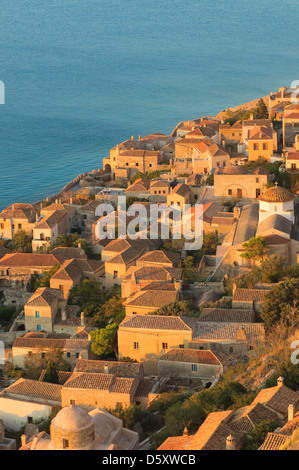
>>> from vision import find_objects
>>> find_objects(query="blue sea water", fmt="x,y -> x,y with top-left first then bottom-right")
0,0 -> 298,210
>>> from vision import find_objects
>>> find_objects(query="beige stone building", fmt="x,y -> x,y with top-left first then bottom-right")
158,349 -> 222,383
167,183 -> 191,207
283,103 -> 299,147
214,166 -> 269,199
118,315 -> 197,374
0,203 -> 38,240
32,210 -> 71,252
247,126 -> 274,162
0,379 -> 62,431
12,331 -> 90,370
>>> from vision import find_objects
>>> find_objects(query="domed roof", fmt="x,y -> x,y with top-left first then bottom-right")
259,184 -> 295,203
53,405 -> 93,430
222,166 -> 248,175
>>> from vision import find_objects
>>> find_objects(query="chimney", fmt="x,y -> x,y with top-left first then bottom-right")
131,136 -> 134,141
21,434 -> 27,447
78,352 -> 83,360
232,283 -> 237,297
277,376 -> 284,388
288,404 -> 294,422
174,281 -> 182,292
138,135 -> 141,141
104,364 -> 109,374
226,435 -> 237,450
250,113 -> 254,120
78,242 -> 82,249
81,312 -> 86,327
183,427 -> 188,437
36,213 -> 39,222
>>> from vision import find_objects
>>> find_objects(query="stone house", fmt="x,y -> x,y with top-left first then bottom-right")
49,259 -> 83,299
118,315 -> 198,375
12,332 -> 90,370
32,210 -> 69,252
125,178 -> 150,198
214,166 -> 269,199
125,286 -> 181,316
247,126 -> 274,162
121,265 -> 183,299
0,379 -> 62,431
0,203 -> 38,240
158,348 -> 222,384
285,150 -> 299,172
149,180 -> 170,203
219,120 -> 243,145
167,183 -> 191,208
232,285 -> 271,314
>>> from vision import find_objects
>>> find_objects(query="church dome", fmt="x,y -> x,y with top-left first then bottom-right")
259,184 -> 295,203
53,405 -> 93,430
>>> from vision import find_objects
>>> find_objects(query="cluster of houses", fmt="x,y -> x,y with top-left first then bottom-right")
0,85 -> 299,450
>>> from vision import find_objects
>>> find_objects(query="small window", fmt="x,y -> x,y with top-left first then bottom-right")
27,417 -> 33,424
70,400 -> 76,405
113,271 -> 118,279
191,364 -> 197,372
35,311 -> 40,318
256,178 -> 259,183
134,342 -> 139,350
59,285 -> 63,290
62,439 -> 69,449
76,352 -> 80,358
37,325 -> 42,331
67,352 -> 71,358
228,189 -> 232,196
229,347 -> 234,353
162,342 -> 168,350
179,344 -> 184,349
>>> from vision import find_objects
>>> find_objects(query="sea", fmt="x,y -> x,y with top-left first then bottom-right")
0,0 -> 298,210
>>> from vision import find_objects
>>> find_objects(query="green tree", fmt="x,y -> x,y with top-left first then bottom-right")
33,263 -> 61,290
260,278 -> 299,329
90,323 -> 119,357
11,230 -> 32,253
42,360 -> 60,384
240,236 -> 269,265
254,98 -> 269,120
260,255 -> 286,283
149,300 -> 200,317
244,419 -> 278,450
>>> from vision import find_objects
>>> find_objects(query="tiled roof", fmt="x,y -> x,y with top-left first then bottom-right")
261,432 -> 288,450
0,246 -> 11,259
193,322 -> 264,342
200,308 -> 255,323
233,287 -> 271,303
251,385 -> 299,416
0,203 -> 37,220
26,287 -> 62,308
63,372 -> 138,394
243,119 -> 271,127
119,315 -> 197,331
0,253 -> 61,268
126,289 -> 178,308
248,126 -> 273,140
230,403 -> 277,433
13,336 -> 90,350
158,436 -> 192,450
123,265 -> 183,283
279,411 -> 299,436
258,185 -> 295,203
74,359 -> 142,378
159,348 -> 220,365
185,410 -> 243,451
134,379 -> 156,397
137,250 -> 181,267
34,210 -> 66,229
257,214 -> 293,236
169,183 -> 190,198
0,378 -> 62,403
51,247 -> 87,262
51,259 -> 82,281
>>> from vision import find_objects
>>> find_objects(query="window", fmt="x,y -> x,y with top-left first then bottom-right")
254,143 -> 259,150
27,417 -> 33,424
37,325 -> 41,331
256,178 -> 259,183
18,224 -> 22,230
132,311 -> 137,315
35,311 -> 40,318
0,223 -> 4,229
41,353 -> 45,359
113,270 -> 118,279
229,347 -> 234,353
179,344 -> 184,349
67,352 -> 71,358
136,163 -> 139,166
149,163 -> 152,168
40,233 -> 45,240
62,439 -> 69,449
162,342 -> 168,350
76,352 -> 80,358
134,342 -> 139,349
191,364 -> 197,372
263,143 -> 268,151
70,400 -> 76,405
59,285 -> 63,290
228,189 -> 232,196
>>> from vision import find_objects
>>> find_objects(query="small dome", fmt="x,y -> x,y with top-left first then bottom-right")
222,166 -> 248,175
259,184 -> 295,203
53,405 -> 93,430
